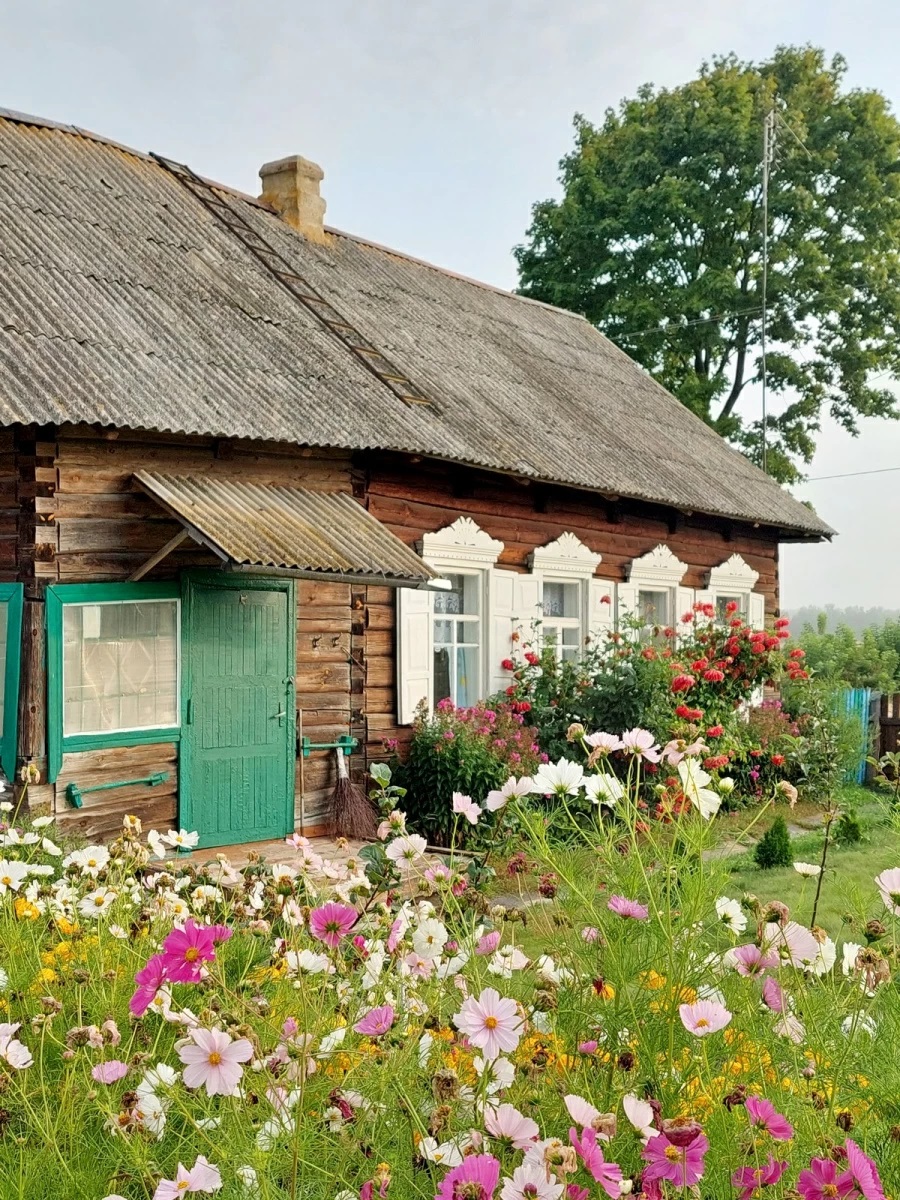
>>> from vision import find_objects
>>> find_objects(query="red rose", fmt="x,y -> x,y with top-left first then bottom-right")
524,651 -> 540,667
789,648 -> 805,660
771,754 -> 785,766
671,674 -> 696,693
702,669 -> 725,683
505,686 -> 516,696
703,754 -> 730,770
691,659 -> 709,673
706,725 -> 724,738
774,617 -> 790,629
725,600 -> 739,614
500,658 -> 515,671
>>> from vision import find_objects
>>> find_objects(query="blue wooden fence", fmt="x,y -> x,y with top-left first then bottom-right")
842,687 -> 873,784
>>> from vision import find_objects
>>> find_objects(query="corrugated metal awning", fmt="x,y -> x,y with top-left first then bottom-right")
133,471 -> 435,585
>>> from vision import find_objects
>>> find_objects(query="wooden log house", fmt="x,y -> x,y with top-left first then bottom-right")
0,110 -> 833,846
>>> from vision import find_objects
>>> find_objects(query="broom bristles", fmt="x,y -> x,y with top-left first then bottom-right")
332,776 -> 378,839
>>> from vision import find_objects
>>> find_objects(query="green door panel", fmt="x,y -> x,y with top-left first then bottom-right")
181,578 -> 295,848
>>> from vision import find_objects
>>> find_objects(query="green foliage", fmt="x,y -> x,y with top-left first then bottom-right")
788,604 -> 900,637
780,677 -> 869,800
515,47 -> 900,482
834,805 -> 864,846
755,813 -> 794,868
793,616 -> 899,690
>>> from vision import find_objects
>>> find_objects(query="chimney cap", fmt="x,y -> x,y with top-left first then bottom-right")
259,154 -> 324,183
258,154 -> 327,243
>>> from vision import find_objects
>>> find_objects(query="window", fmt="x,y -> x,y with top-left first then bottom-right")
433,572 -> 481,707
620,545 -> 692,641
638,587 -> 672,636
542,580 -> 581,661
715,593 -> 746,622
0,585 -> 23,783
47,583 -> 181,781
706,555 -> 764,629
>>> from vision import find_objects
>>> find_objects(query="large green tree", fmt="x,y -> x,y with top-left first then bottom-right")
515,47 -> 900,482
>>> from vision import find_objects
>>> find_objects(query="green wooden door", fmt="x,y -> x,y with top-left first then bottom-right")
181,577 -> 295,848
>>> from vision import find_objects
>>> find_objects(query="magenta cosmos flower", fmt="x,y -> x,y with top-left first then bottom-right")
731,944 -> 779,977
761,976 -> 785,1013
642,1131 -> 708,1188
746,1096 -> 793,1141
453,986 -> 523,1061
177,1027 -> 253,1096
130,952 -> 167,1017
797,1158 -> 856,1200
732,1156 -> 787,1200
607,895 -> 649,920
309,901 -> 358,949
570,1126 -> 623,1199
845,1140 -> 886,1200
679,999 -> 731,1037
436,1153 -> 501,1200
353,1004 -> 395,1037
160,917 -> 230,983
152,1156 -> 222,1200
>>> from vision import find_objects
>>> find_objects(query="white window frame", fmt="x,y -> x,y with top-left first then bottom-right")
529,533 -> 604,660
619,544 -> 693,640
699,554 -> 765,628
61,597 -> 182,739
431,569 -> 485,709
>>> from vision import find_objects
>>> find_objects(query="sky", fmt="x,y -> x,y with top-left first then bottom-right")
1,0 -> 899,611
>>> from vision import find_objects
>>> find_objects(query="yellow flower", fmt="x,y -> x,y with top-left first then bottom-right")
14,897 -> 40,920
593,980 -> 616,1001
640,970 -> 667,990
55,918 -> 78,937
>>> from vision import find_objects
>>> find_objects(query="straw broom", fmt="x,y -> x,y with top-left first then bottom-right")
331,745 -> 377,839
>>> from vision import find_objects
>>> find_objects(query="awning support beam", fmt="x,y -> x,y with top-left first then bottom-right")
129,530 -> 191,581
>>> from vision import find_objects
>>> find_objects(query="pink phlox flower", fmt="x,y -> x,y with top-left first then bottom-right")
152,1155 -> 222,1198
477,931 -> 502,956
607,895 -> 649,920
732,1155 -> 788,1200
679,999 -> 732,1037
177,1026 -> 253,1096
620,728 -> 661,763
845,1139 -> 886,1200
353,1005 -> 395,1037
761,976 -> 785,1013
731,944 -> 780,977
642,1132 -> 709,1188
130,953 -> 168,1017
485,1102 -> 539,1149
91,1059 -> 128,1084
746,1095 -> 794,1141
569,1127 -> 623,1199
453,987 -> 523,1061
160,919 -> 218,983
797,1157 -> 857,1200
309,901 -> 358,949
436,1153 -> 501,1200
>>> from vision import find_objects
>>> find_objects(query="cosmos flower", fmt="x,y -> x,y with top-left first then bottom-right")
715,896 -> 747,935
875,867 -> 900,916
584,774 -> 625,806
151,1156 -> 222,1199
569,1126 -> 623,1198
620,728 -> 661,762
499,1163 -> 563,1200
452,792 -> 482,824
177,1027 -> 253,1096
584,732 -> 623,755
484,1103 -> 539,1150
308,902 -> 358,949
793,862 -> 822,878
730,944 -> 779,977
678,758 -> 721,820
679,999 -> 732,1037
453,987 -> 523,1061
160,919 -> 230,983
485,776 -> 534,812
352,1005 -> 395,1037
436,1154 -> 501,1200
746,1096 -> 794,1140
385,834 -> 428,871
529,759 -> 585,797
732,1156 -> 788,1200
642,1132 -> 708,1188
91,1060 -> 129,1084
607,895 -> 649,920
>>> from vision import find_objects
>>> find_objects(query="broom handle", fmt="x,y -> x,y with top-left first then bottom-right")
336,746 -> 349,780
298,709 -> 305,834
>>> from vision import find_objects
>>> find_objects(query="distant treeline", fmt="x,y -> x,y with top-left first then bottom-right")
788,607 -> 900,691
786,605 -> 900,637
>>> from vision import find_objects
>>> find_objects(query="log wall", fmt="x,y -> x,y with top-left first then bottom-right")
360,453 -> 783,762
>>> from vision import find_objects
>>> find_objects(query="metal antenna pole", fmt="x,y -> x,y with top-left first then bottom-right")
760,109 -> 777,475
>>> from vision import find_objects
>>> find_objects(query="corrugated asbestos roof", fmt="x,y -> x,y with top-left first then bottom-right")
0,108 -> 832,538
134,471 -> 435,582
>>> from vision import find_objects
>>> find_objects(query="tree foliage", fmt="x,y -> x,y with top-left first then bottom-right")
515,47 -> 900,482
793,614 -> 900,690
754,814 -> 794,869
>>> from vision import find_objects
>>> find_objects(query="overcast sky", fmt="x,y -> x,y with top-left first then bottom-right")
2,0 -> 898,611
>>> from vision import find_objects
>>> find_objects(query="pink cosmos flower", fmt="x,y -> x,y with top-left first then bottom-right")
874,867 -> 900,916
578,1040 -> 598,1055
607,895 -> 649,920
160,918 -> 230,984
309,901 -> 358,949
732,1156 -> 788,1200
746,1096 -> 794,1140
585,732 -> 623,755
797,1157 -> 856,1200
846,1140 -> 886,1200
731,944 -> 779,977
564,1095 -> 603,1133
353,1005 -> 395,1037
387,916 -> 406,953
581,926 -> 599,943
570,1127 -> 623,1199
477,931 -> 502,956
91,1059 -> 128,1084
660,739 -> 705,766
500,1163 -> 564,1200
761,976 -> 785,1013
485,1102 -> 539,1150
453,987 -> 523,1061
679,999 -> 731,1037
177,1027 -> 253,1096
152,1156 -> 222,1199
130,953 -> 168,1017
620,728 -> 661,763
642,1131 -> 708,1188
452,792 -> 482,825
763,920 -> 820,969
436,1153 -> 501,1200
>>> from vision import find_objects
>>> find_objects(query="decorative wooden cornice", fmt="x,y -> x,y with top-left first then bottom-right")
627,543 -> 689,586
529,531 -> 602,578
421,517 -> 504,566
707,553 -> 759,590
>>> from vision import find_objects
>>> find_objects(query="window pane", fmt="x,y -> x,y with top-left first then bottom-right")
433,646 -> 452,707
639,589 -> 670,627
543,581 -> 578,618
716,594 -> 746,621
562,626 -> 580,647
434,619 -> 452,644
456,646 -> 479,707
434,573 -> 479,616
62,600 -> 179,736
0,603 -> 8,730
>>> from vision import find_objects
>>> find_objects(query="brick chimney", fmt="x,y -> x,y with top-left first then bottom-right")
258,155 -> 327,243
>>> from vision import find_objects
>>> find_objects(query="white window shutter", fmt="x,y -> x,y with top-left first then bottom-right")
694,588 -> 714,612
589,579 -> 616,644
514,574 -> 543,649
396,588 -> 433,725
489,569 -> 519,694
748,592 -> 766,630
676,586 -> 696,640
616,582 -> 639,637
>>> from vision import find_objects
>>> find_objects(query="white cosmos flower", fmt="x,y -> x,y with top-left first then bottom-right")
40,838 -> 63,857
842,1012 -> 877,1037
63,845 -> 111,875
285,949 -> 333,976
809,936 -> 837,977
317,1027 -> 347,1057
677,758 -> 721,820
715,896 -> 747,935
0,967 -> 8,990
31,816 -> 54,829
162,828 -> 200,849
535,955 -> 574,986
485,776 -> 534,812
452,792 -> 482,825
78,888 -> 117,918
842,942 -> 863,977
529,759 -> 584,797
385,834 -> 428,871
488,945 -> 530,978
417,1032 -> 434,1067
623,1093 -> 656,1141
0,860 -> 29,893
793,862 -> 821,878
475,1054 -> 515,1094
875,867 -> 900,915
584,773 -> 624,806
412,918 -> 449,961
